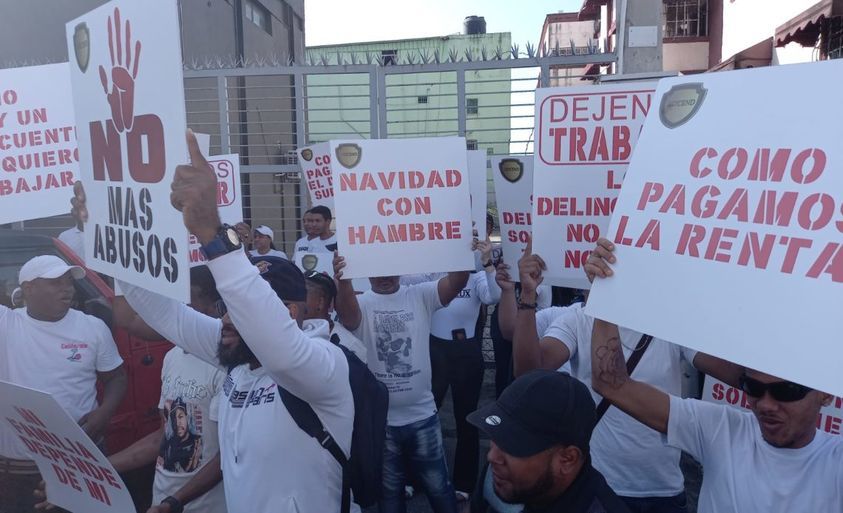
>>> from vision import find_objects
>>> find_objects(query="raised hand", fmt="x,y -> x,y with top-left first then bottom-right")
518,237 -> 546,295
98,7 -> 141,133
171,130 -> 220,243
584,238 -> 616,283
495,262 -> 516,292
70,180 -> 88,231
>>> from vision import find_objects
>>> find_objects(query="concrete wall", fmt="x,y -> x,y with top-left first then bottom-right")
664,41 -> 709,72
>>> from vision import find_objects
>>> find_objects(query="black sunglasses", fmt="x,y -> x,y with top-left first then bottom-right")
739,375 -> 812,402
215,299 -> 228,317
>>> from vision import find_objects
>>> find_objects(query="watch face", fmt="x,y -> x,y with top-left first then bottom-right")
225,228 -> 241,246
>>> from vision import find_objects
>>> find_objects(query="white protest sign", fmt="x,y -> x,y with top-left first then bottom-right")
66,0 -> 190,302
0,63 -> 80,223
0,381 -> 134,512
491,155 -> 533,278
298,142 -> 334,208
702,377 -> 842,436
331,137 -> 474,278
468,150 -> 488,241
194,132 -> 211,157
188,154 -> 243,267
586,60 -> 843,397
533,83 -> 655,289
294,251 -> 334,275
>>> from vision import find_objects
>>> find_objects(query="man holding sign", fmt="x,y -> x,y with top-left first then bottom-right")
586,240 -> 843,512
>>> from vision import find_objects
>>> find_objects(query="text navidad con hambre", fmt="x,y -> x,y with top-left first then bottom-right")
616,146 -> 843,282
340,169 -> 465,244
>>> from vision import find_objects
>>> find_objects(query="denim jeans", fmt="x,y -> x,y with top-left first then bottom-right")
620,493 -> 688,513
379,414 -> 458,513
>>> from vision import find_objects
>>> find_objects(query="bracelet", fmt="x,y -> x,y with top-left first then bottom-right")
517,300 -> 538,310
161,496 -> 184,513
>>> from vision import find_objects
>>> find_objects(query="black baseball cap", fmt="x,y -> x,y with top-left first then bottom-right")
248,255 -> 307,302
468,370 -> 596,458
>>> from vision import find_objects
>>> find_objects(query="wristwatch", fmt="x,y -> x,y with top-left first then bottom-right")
161,496 -> 184,513
199,224 -> 242,260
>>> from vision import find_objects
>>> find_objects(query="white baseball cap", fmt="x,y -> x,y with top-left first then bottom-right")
255,225 -> 274,240
19,255 -> 85,284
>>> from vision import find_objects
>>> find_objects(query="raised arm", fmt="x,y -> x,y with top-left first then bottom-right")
473,240 -> 501,304
333,251 -> 362,331
437,271 -> 470,306
693,353 -> 745,388
494,262 -> 518,340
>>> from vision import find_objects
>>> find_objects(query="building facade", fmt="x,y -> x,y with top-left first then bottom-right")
538,12 -> 599,86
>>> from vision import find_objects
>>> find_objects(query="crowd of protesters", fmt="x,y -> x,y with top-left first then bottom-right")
1,132 -> 840,513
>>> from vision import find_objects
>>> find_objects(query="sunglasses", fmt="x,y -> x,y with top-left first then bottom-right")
215,299 -> 228,317
739,375 -> 812,402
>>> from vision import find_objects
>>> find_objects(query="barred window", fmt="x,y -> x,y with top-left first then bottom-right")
827,17 -> 843,60
663,0 -> 708,38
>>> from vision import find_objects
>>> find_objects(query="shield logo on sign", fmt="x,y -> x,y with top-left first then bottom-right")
300,149 -> 313,162
335,144 -> 362,169
73,23 -> 90,73
499,159 -> 524,183
301,254 -> 318,272
659,83 -> 707,129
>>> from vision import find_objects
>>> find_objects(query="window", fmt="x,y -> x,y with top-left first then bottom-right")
466,98 -> 479,115
466,139 -> 478,150
827,17 -> 843,60
417,95 -> 428,104
663,0 -> 708,38
381,50 -> 397,65
245,0 -> 272,34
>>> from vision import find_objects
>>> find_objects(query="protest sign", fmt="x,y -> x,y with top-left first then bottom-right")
0,63 -> 80,224
533,83 -> 655,289
331,137 -> 474,278
491,155 -> 533,278
298,142 -> 334,208
0,381 -> 134,513
188,154 -> 243,266
586,60 -> 843,397
468,150 -> 488,241
702,377 -> 842,436
66,0 -> 190,302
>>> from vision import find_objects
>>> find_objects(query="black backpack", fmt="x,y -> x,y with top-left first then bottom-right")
277,338 -> 388,513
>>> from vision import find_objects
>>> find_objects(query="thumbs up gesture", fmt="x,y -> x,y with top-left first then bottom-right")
170,130 -> 221,244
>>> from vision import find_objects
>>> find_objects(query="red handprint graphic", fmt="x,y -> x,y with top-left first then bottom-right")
98,7 -> 141,133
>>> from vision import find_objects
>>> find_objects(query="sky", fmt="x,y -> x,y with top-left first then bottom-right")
304,0 -> 585,47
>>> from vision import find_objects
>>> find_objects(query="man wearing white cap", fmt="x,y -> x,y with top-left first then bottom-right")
0,255 -> 126,513
249,225 -> 289,260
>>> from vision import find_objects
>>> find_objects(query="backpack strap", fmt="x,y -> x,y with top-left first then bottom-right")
594,333 -> 654,423
277,387 -> 351,513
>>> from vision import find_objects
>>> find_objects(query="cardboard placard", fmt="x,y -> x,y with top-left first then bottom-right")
0,381 -> 134,513
586,60 -> 843,397
468,150 -> 488,241
533,84 -> 655,289
491,155 -> 533,277
188,154 -> 243,267
298,142 -> 334,209
0,63 -> 80,224
66,0 -> 190,302
331,137 -> 474,278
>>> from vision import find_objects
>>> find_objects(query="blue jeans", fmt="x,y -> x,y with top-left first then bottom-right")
620,493 -> 688,513
379,414 -> 458,513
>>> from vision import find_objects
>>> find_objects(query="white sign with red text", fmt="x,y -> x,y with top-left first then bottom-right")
702,377 -> 842,436
188,154 -> 243,267
0,381 -> 134,513
66,0 -> 190,302
491,155 -> 533,279
298,143 -> 334,209
586,60 -> 843,397
0,63 -> 80,223
468,150 -> 488,241
533,83 -> 655,289
331,137 -> 474,278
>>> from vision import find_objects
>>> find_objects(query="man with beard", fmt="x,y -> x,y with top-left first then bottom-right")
120,132 -> 354,513
468,370 -> 629,513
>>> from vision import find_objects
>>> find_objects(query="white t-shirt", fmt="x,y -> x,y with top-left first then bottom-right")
430,271 -> 500,340
249,249 -> 289,260
668,396 -> 843,512
0,306 -> 123,458
331,322 -> 368,364
543,303 -> 697,497
292,234 -> 337,262
534,306 -> 572,374
353,282 -> 443,426
153,349 -> 226,513
58,227 -> 84,260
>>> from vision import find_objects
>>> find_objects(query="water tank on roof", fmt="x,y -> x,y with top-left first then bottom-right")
464,16 -> 486,35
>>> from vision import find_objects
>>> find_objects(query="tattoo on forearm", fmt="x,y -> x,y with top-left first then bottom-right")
595,336 -> 628,389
